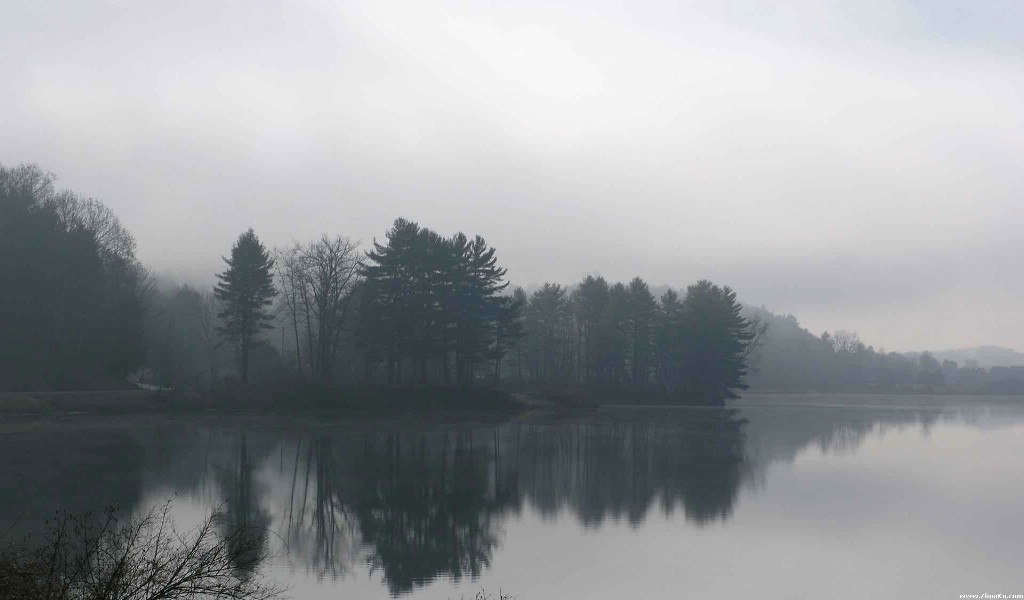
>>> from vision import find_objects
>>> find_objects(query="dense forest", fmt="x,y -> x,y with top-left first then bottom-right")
3,162 -> 1021,400
0,164 -> 150,390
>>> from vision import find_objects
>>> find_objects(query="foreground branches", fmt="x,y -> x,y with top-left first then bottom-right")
0,502 -> 283,600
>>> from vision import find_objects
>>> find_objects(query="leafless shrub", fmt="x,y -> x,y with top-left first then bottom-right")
0,501 -> 284,600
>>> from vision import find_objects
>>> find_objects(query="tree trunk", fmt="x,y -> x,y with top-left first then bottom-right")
291,298 -> 303,378
208,348 -> 218,391
240,336 -> 250,384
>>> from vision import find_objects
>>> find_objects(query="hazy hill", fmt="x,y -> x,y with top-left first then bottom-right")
915,346 -> 1024,369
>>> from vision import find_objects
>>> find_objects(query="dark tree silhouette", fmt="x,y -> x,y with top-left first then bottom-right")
572,275 -> 610,385
523,283 -> 570,382
358,218 -> 518,387
510,275 -> 764,403
0,163 -> 149,391
626,277 -> 657,387
675,280 -> 761,401
273,236 -> 359,383
215,229 -> 276,384
487,294 -> 526,386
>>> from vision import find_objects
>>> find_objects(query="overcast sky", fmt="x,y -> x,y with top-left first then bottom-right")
3,0 -> 1022,352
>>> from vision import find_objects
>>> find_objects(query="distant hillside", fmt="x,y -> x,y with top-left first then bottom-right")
912,346 -> 1024,369
741,307 -> 1024,393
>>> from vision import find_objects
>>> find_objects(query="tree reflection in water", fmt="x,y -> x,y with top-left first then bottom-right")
0,404 -> 956,595
215,433 -> 273,578
259,409 -> 750,593
509,409 -> 747,527
350,431 -> 510,594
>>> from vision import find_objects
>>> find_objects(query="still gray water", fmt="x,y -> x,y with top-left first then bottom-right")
3,394 -> 1024,599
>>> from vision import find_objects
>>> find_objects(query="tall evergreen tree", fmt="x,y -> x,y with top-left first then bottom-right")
452,235 -> 509,384
525,284 -> 570,382
487,293 -> 526,386
509,287 -> 530,381
215,229 -> 276,384
654,289 -> 684,392
601,283 -> 630,386
626,277 -> 657,387
359,218 -> 518,387
572,275 -> 610,385
360,218 -> 422,383
678,280 -> 756,401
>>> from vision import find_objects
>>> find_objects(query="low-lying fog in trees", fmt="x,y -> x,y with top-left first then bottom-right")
4,162 -> 1022,400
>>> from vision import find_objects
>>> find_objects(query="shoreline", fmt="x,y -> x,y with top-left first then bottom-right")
0,389 -> 172,415
3,387 -> 1021,417
0,386 -> 571,416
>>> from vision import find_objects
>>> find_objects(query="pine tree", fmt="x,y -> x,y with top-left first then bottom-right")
360,218 -> 423,383
215,229 -> 276,384
626,277 -> 657,387
453,235 -> 508,383
654,289 -> 684,392
525,284 -> 569,382
679,280 -> 755,402
602,283 -> 630,386
572,275 -> 609,385
488,293 -> 525,385
360,219 -> 516,387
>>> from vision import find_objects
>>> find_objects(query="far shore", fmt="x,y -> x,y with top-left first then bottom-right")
0,386 -> 574,416
3,386 -> 1023,417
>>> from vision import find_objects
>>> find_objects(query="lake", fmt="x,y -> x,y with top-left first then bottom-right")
2,394 -> 1023,599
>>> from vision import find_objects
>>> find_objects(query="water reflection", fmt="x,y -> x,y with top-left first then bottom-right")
348,432 -> 508,594
216,433 -> 272,577
511,410 -> 747,526
1,399 -> 1014,596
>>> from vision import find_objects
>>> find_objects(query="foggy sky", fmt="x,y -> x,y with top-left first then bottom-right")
3,0 -> 1022,352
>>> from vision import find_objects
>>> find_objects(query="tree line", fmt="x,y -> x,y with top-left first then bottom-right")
1,163 -> 762,402
204,217 -> 763,402
507,276 -> 764,400
745,309 -> 1024,394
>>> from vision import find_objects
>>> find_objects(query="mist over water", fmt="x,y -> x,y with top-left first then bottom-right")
4,395 -> 1023,598
4,2 -> 1024,598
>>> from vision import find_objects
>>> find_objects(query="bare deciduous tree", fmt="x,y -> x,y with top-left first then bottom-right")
303,236 -> 360,383
830,329 -> 863,354
274,246 -> 306,378
275,236 -> 360,383
198,291 -> 221,390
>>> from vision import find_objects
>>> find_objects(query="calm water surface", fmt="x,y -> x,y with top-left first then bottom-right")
3,394 -> 1024,599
